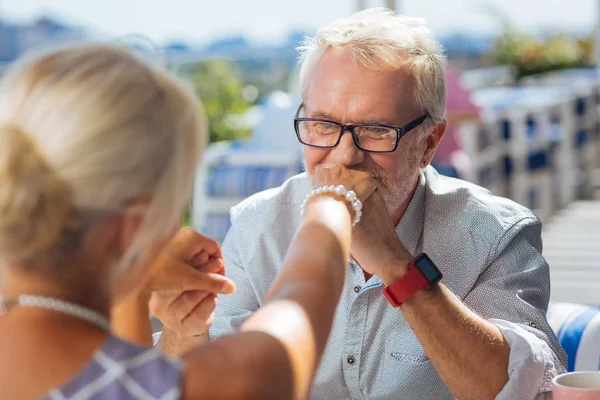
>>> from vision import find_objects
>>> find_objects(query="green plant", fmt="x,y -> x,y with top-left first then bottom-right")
189,59 -> 252,143
491,31 -> 586,79
477,0 -> 589,79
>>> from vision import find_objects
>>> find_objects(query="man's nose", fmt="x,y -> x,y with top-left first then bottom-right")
328,129 -> 365,167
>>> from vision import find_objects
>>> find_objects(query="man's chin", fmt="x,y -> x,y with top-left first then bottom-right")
307,164 -> 412,212
381,192 -> 407,214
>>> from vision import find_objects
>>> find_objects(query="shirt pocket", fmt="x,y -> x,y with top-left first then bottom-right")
362,332 -> 443,399
380,325 -> 429,363
388,351 -> 430,364
384,325 -> 431,365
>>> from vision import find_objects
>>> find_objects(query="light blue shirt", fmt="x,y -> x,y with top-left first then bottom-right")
210,166 -> 567,399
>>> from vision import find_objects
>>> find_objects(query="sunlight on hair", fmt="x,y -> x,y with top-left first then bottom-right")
0,43 -> 206,270
298,7 -> 447,128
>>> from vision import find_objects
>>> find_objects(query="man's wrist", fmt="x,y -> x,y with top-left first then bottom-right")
164,326 -> 209,342
158,327 -> 210,357
381,253 -> 444,307
380,257 -> 411,286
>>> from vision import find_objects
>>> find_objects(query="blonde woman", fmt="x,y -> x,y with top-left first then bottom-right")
0,43 -> 375,399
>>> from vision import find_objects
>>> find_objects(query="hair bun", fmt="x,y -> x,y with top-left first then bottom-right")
0,123 -> 72,262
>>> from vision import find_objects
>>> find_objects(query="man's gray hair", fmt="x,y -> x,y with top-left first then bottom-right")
297,8 -> 447,127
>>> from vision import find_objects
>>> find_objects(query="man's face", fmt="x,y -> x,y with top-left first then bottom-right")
302,49 -> 429,214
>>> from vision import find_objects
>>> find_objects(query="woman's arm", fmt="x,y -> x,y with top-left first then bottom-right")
183,167 -> 375,400
111,292 -> 154,346
183,197 -> 351,400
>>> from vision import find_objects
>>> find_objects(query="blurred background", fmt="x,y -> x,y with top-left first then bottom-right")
3,0 -> 600,306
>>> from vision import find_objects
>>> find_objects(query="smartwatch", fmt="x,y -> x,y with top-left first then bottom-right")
383,253 -> 442,307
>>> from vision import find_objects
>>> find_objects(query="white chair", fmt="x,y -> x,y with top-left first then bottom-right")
548,302 -> 600,372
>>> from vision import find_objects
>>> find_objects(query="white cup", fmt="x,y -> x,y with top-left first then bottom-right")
552,371 -> 600,399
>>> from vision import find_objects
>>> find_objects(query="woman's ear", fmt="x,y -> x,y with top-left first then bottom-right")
421,120 -> 447,167
119,195 -> 153,255
87,195 -> 153,266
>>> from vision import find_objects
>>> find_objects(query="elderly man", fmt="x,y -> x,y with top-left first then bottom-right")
153,8 -> 566,400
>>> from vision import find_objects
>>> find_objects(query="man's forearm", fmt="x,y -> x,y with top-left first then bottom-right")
381,264 -> 509,400
400,283 -> 510,400
158,328 -> 210,358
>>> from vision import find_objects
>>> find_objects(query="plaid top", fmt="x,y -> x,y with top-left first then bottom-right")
43,335 -> 183,400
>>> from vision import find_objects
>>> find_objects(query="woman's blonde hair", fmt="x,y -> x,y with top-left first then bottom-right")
0,43 -> 206,265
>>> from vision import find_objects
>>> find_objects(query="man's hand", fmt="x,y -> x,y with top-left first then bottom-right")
311,165 -> 378,210
349,183 -> 413,285
148,228 -> 235,341
311,165 -> 409,283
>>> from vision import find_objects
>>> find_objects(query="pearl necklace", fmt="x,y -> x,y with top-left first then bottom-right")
0,295 -> 111,331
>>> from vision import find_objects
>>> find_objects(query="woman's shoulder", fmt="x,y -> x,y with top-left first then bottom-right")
43,335 -> 184,399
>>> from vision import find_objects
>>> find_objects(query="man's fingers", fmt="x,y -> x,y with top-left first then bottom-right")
358,180 -> 378,203
168,228 -> 222,261
190,251 -> 210,267
170,290 -> 212,322
181,294 -> 218,328
194,257 -> 225,275
159,263 -> 235,294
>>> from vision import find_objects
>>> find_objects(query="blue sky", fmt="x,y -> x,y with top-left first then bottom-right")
3,0 -> 598,44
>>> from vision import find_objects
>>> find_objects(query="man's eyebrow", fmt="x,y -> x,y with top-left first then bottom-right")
307,109 -> 336,120
306,109 -> 393,125
359,118 -> 390,125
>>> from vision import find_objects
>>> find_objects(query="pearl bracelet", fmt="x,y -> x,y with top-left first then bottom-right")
301,184 -> 363,227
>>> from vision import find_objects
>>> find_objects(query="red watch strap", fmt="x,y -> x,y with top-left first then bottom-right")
383,265 -> 431,307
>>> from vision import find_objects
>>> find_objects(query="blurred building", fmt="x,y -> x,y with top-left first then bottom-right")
0,16 -> 87,63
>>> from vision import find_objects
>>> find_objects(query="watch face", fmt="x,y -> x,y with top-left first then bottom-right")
415,254 -> 443,284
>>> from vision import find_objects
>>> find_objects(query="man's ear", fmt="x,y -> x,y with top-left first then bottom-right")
421,120 -> 447,167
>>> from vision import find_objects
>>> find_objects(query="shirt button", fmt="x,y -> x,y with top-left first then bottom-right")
354,286 -> 361,293
529,322 -> 538,329
346,355 -> 356,365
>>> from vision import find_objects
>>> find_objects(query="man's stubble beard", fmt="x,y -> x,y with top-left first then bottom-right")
306,145 -> 422,214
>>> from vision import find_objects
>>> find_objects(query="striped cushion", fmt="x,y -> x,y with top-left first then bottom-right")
206,164 -> 300,197
547,302 -> 600,371
199,156 -> 303,243
201,213 -> 232,244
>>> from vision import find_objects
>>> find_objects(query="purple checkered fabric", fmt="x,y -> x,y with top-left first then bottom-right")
42,335 -> 183,399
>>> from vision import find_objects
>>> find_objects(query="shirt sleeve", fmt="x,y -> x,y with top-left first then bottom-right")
462,217 -> 567,400
491,319 -> 565,399
209,216 -> 261,338
152,332 -> 162,346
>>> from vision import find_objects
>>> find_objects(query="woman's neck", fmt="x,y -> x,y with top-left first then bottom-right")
0,262 -> 112,400
1,259 -> 111,318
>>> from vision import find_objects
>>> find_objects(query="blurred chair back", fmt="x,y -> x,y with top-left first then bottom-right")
548,302 -> 600,372
464,72 -> 600,222
192,92 -> 303,243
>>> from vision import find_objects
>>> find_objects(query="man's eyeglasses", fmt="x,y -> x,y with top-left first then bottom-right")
294,103 -> 430,153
